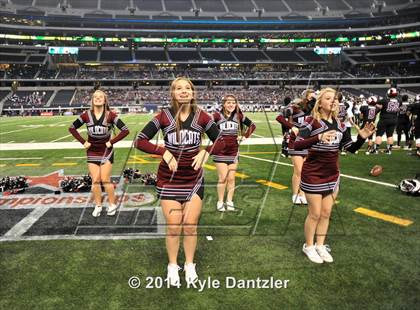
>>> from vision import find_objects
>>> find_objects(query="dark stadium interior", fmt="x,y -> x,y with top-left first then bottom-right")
0,0 -> 419,115
1,2 -> 420,309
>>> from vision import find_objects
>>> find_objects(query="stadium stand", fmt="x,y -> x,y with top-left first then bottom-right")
0,0 -> 419,116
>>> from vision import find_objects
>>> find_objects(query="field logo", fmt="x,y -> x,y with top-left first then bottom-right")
0,170 -> 155,209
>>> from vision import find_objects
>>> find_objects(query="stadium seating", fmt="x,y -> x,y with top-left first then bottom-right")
168,49 -> 202,62
224,0 -> 255,12
50,90 -> 76,106
253,0 -> 289,12
195,0 -> 226,12
101,0 -> 130,11
200,49 -> 236,62
134,49 -> 167,62
164,0 -> 195,12
133,0 -> 163,11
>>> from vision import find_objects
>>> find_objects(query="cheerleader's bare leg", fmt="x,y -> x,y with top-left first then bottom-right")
215,163 -> 228,203
315,194 -> 334,246
161,200 -> 183,265
182,194 -> 202,264
226,163 -> 238,203
88,163 -> 103,206
100,160 -> 116,205
304,193 -> 322,246
291,156 -> 306,198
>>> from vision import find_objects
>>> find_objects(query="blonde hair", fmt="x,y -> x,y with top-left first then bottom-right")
90,89 -> 110,111
311,87 -> 337,122
169,77 -> 199,139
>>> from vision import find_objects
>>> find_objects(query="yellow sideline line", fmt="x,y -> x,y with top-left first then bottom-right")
354,207 -> 413,227
130,155 -> 151,164
204,164 -> 249,178
15,163 -> 41,167
235,172 -> 249,179
204,164 -> 217,170
256,179 -> 288,190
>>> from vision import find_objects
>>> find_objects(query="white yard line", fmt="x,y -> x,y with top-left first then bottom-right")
63,156 -> 85,159
4,207 -> 50,238
50,129 -> 86,143
240,154 -> 398,188
0,157 -> 43,160
0,137 -> 281,150
0,234 -> 164,242
0,127 -> 35,135
251,151 -> 283,235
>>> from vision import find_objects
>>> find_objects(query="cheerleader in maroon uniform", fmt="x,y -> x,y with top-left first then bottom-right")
135,77 -> 224,287
69,90 -> 129,217
276,89 -> 315,204
293,88 -> 375,264
212,95 -> 255,212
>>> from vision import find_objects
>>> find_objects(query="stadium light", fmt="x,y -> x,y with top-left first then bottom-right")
253,8 -> 264,18
372,1 -> 386,13
59,2 -> 68,13
190,8 -> 201,17
316,5 -> 329,16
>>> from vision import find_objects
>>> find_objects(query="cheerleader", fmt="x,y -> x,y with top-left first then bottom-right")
293,88 -> 375,263
276,89 -> 315,204
69,90 -> 129,217
212,95 -> 256,212
135,77 -> 224,286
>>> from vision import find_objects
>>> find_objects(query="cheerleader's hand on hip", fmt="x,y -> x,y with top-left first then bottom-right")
163,150 -> 178,172
83,141 -> 91,149
105,141 -> 112,148
192,149 -> 209,170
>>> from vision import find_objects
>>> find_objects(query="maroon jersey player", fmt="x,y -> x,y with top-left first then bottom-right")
135,77 -> 224,287
69,90 -> 129,217
360,96 -> 380,154
293,88 -> 375,264
212,94 -> 256,212
373,88 -> 401,154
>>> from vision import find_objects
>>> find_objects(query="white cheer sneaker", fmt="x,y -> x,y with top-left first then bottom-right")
107,203 -> 118,216
298,195 -> 307,204
216,201 -> 225,212
167,264 -> 181,287
292,194 -> 302,205
184,263 -> 198,284
302,243 -> 324,264
92,205 -> 102,217
315,244 -> 334,263
226,201 -> 236,211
